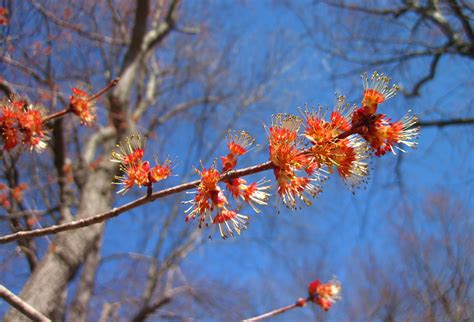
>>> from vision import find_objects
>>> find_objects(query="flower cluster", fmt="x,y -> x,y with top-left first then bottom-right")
0,184 -> 9,208
184,131 -> 270,239
0,97 -> 48,152
265,72 -> 419,207
352,72 -> 419,156
111,72 -> 418,239
303,96 -> 369,190
111,133 -> 172,194
0,80 -> 117,154
69,86 -> 96,126
308,277 -> 342,311
0,7 -> 8,25
221,130 -> 254,172
0,183 -> 28,209
266,114 -> 325,209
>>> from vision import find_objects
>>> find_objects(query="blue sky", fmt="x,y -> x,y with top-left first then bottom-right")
1,1 -> 473,320
98,2 -> 472,320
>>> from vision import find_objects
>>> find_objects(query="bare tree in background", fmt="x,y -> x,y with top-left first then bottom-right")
0,1 -> 288,320
284,0 -> 474,132
348,193 -> 473,321
272,2 -> 474,320
1,1 -> 472,321
287,0 -> 473,97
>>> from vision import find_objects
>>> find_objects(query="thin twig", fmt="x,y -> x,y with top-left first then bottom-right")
417,117 -> 474,127
42,108 -> 71,124
0,284 -> 51,322
0,161 -> 273,244
42,78 -> 120,124
0,113 -> 469,244
88,77 -> 120,102
243,297 -> 308,321
0,79 -> 16,101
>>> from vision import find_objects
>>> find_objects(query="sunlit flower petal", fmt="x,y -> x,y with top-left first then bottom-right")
70,86 -> 96,126
111,133 -> 171,194
308,277 -> 342,312
361,71 -> 399,114
226,178 -> 271,213
212,209 -> 248,239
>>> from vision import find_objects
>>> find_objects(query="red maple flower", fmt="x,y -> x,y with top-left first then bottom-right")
184,163 -> 262,239
111,133 -> 172,194
19,105 -> 48,152
184,166 -> 224,226
361,111 -> 419,156
0,98 -> 48,152
0,105 -> 19,150
149,159 -> 172,183
267,114 -> 324,209
303,99 -> 369,190
212,209 -> 248,239
11,183 -> 28,202
361,71 -> 399,114
225,178 -> 270,213
308,278 -> 342,311
0,7 -> 9,25
304,96 -> 354,143
267,114 -> 307,171
70,86 -> 96,126
221,130 -> 254,171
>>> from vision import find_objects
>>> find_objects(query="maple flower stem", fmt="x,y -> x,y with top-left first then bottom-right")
88,77 -> 120,102
0,284 -> 51,322
336,127 -> 357,140
146,173 -> 153,197
0,125 -> 358,245
41,78 -> 119,124
243,297 -> 308,321
42,108 -> 71,124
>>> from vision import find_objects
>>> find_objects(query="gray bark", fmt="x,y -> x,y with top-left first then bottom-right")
4,159 -> 117,321
3,1 -> 180,320
68,230 -> 104,322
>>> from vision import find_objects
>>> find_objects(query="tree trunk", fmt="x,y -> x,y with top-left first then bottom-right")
69,230 -> 104,322
4,158 -> 117,321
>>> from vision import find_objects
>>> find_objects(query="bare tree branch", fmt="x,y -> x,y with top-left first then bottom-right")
144,0 -> 181,52
69,232 -> 104,322
446,0 -> 474,42
0,79 -> 16,101
402,53 -> 442,97
417,117 -> 474,127
122,0 -> 150,69
0,285 -> 51,322
29,0 -> 127,46
303,0 -> 474,95
0,160 -> 273,245
99,302 -> 120,322
132,286 -> 194,322
2,113 -> 473,245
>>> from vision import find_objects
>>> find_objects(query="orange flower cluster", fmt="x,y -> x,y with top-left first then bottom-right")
0,84 -> 105,153
352,72 -> 419,156
266,72 -> 419,207
110,72 -> 418,239
0,183 -> 28,209
111,134 -> 172,194
303,96 -> 369,190
69,86 -> 96,126
0,184 -> 9,208
266,114 -> 325,209
308,278 -> 342,311
185,131 -> 270,238
0,97 -> 48,152
0,7 -> 8,25
221,130 -> 254,171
